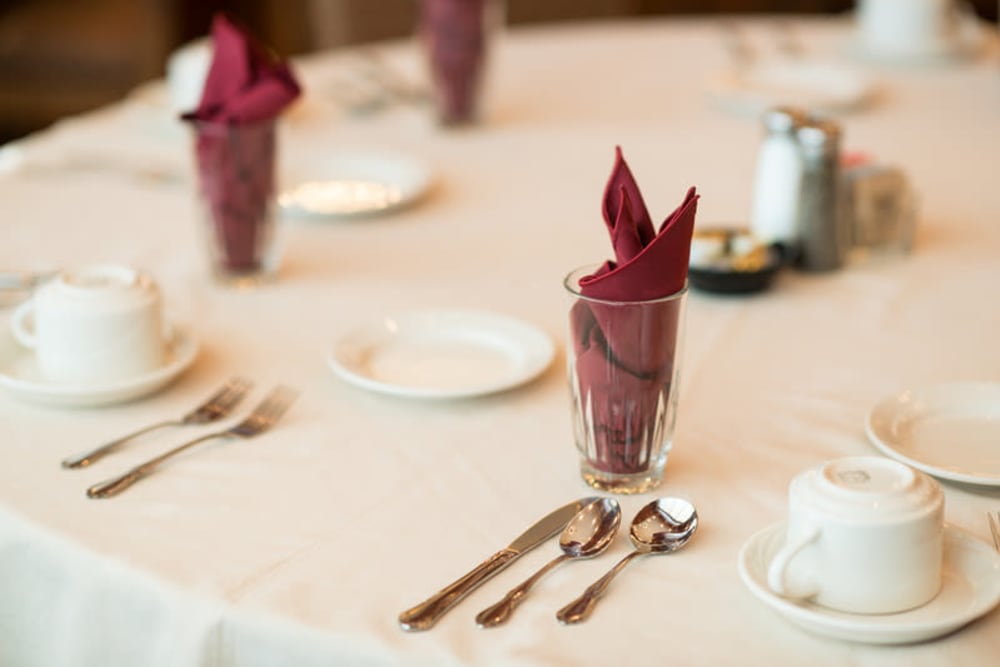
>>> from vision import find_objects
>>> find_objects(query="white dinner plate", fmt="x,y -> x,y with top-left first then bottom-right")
279,151 -> 433,219
326,310 -> 555,399
705,58 -> 876,117
865,382 -> 1000,487
738,522 -> 1000,645
0,327 -> 198,408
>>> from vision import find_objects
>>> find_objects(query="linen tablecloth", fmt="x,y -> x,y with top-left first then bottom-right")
1,17 -> 999,666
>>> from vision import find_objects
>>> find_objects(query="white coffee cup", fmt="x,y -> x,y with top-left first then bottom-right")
767,456 -> 944,615
11,264 -> 168,385
857,0 -> 958,57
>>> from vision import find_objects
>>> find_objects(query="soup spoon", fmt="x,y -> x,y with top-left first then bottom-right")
476,497 -> 621,628
556,497 -> 699,624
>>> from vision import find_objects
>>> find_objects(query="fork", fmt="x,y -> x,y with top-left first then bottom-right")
988,511 -> 1000,552
86,385 -> 299,499
62,378 -> 253,469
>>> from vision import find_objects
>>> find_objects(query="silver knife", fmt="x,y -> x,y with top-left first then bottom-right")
398,496 -> 599,631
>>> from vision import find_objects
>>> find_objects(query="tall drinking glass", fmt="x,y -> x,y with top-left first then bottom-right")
191,118 -> 279,287
564,266 -> 687,494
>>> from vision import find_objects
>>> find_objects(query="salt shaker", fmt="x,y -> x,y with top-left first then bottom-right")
796,120 -> 848,272
749,107 -> 807,252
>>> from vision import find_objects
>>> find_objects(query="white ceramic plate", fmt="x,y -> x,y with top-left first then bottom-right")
705,58 -> 876,117
0,327 -> 198,408
844,17 -> 984,67
279,151 -> 433,219
866,382 -> 1000,486
738,522 -> 1000,645
326,310 -> 555,399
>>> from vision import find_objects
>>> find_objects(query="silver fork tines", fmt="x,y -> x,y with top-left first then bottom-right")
62,377 -> 253,469
86,385 -> 298,499
988,511 -> 1000,553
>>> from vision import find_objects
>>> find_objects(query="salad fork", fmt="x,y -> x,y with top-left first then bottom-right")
62,377 -> 253,469
989,511 -> 1000,553
86,385 -> 299,498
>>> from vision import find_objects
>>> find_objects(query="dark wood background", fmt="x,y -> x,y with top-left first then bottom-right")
0,0 -> 995,142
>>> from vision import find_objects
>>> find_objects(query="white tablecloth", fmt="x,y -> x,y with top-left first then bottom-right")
1,16 -> 999,667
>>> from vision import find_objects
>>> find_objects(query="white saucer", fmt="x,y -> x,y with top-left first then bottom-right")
866,382 -> 1000,487
705,58 -> 876,117
738,522 -> 1000,645
0,327 -> 198,408
326,309 -> 555,399
279,151 -> 433,219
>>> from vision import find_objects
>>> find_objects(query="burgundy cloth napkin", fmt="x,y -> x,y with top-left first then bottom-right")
570,148 -> 698,474
182,14 -> 301,124
183,14 -> 301,272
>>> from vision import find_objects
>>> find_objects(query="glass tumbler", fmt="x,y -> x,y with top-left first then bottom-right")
418,0 -> 502,125
564,266 -> 688,494
191,118 -> 279,287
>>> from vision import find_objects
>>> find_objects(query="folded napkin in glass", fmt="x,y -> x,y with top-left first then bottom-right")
182,13 -> 302,281
568,148 -> 698,492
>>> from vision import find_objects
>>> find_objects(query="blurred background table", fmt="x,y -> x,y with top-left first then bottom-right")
1,10 -> 1000,667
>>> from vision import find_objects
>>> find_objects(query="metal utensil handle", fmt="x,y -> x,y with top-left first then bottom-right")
62,420 -> 180,469
476,553 -> 569,628
556,550 -> 642,625
86,431 -> 225,498
398,549 -> 519,632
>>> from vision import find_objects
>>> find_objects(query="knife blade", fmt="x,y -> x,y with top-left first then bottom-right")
398,496 -> 599,631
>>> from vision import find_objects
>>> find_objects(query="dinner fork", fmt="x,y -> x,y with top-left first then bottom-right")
988,511 -> 1000,553
86,385 -> 299,498
62,378 -> 253,469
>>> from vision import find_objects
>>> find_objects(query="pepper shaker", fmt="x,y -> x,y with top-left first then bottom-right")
796,120 -> 848,272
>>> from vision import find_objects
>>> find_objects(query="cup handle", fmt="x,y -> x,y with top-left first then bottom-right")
767,525 -> 820,600
10,300 -> 38,349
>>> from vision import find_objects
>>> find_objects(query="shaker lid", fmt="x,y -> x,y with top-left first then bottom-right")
761,106 -> 807,133
796,120 -> 841,148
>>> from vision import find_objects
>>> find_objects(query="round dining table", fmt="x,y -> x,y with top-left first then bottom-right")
1,14 -> 999,667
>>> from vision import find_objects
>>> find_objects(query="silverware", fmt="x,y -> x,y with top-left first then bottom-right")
355,48 -> 430,106
989,510 -> 1000,552
86,385 -> 298,498
475,498 -> 620,628
773,19 -> 803,58
63,377 -> 253,469
326,49 -> 430,117
398,496 -> 600,632
556,497 -> 699,624
720,20 -> 754,68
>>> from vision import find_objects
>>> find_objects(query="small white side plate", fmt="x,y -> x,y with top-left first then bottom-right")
0,327 -> 198,408
866,382 -> 1000,487
326,310 -> 555,399
279,151 -> 433,219
706,58 -> 876,117
738,522 -> 1000,645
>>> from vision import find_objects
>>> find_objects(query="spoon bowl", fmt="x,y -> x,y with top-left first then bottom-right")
630,497 -> 699,554
561,497 -> 622,558
556,497 -> 699,624
476,497 -> 621,628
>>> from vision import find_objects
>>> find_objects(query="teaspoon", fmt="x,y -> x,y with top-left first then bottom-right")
476,497 -> 621,628
556,497 -> 698,625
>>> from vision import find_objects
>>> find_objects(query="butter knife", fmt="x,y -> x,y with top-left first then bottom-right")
398,496 -> 599,631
